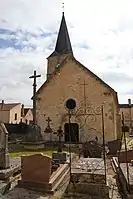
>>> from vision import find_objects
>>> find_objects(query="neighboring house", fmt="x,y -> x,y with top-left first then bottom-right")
119,104 -> 133,128
0,100 -> 22,124
35,13 -> 121,144
22,108 -> 33,124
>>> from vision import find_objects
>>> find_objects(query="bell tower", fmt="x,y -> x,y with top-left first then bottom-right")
47,12 -> 73,79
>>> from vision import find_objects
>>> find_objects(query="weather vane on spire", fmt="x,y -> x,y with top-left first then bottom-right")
62,1 -> 64,14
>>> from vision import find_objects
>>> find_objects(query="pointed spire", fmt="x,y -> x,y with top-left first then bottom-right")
49,12 -> 73,57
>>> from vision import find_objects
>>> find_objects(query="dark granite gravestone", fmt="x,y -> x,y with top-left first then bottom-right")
24,124 -> 44,142
0,123 -> 9,169
82,141 -> 102,158
52,152 -> 67,164
108,139 -> 122,155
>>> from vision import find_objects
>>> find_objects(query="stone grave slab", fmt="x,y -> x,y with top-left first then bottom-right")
0,157 -> 21,180
18,153 -> 70,193
68,158 -> 109,198
120,162 -> 133,193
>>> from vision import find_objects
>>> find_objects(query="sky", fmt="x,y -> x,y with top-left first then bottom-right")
0,0 -> 133,107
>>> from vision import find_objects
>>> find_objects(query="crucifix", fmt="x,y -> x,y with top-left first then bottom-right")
29,70 -> 41,125
80,79 -> 88,114
44,117 -> 53,141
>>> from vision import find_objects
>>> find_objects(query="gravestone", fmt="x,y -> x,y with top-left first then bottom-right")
0,123 -> 9,169
82,141 -> 102,158
108,139 -> 121,155
24,124 -> 44,142
52,152 -> 67,164
21,154 -> 52,183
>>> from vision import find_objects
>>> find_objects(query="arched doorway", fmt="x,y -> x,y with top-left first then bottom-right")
64,123 -> 79,143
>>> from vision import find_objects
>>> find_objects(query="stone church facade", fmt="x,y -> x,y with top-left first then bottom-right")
36,13 -> 121,144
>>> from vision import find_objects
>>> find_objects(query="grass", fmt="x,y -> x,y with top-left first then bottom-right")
10,149 -> 54,158
9,143 -> 78,158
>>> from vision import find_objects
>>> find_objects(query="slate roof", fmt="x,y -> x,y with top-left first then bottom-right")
48,12 -> 73,58
24,108 -> 33,116
0,103 -> 20,111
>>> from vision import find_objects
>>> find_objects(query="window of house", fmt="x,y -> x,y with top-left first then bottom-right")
15,113 -> 17,120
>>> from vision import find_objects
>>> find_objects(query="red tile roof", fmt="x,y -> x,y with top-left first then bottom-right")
0,103 -> 21,111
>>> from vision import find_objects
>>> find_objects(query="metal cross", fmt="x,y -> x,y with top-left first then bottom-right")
29,70 -> 41,125
80,79 -> 88,113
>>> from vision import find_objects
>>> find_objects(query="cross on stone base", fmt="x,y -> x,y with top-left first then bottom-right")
44,117 -> 53,141
54,126 -> 64,152
29,70 -> 41,125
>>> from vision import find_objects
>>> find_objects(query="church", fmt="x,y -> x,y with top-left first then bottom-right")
35,13 -> 121,144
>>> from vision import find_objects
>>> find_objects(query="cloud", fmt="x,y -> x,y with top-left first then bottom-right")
100,71 -> 133,84
0,0 -> 133,105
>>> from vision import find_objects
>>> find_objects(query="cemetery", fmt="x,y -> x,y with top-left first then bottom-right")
0,92 -> 123,198
0,82 -> 127,198
0,119 -> 122,199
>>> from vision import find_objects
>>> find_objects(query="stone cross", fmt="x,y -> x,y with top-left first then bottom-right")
0,122 -> 9,169
44,117 -> 53,141
54,126 -> 64,152
29,70 -> 41,125
46,117 -> 51,128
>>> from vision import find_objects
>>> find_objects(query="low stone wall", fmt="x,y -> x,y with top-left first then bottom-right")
23,142 -> 45,150
67,183 -> 109,198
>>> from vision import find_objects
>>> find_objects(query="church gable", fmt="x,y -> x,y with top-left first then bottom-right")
36,55 -> 117,101
36,55 -> 119,142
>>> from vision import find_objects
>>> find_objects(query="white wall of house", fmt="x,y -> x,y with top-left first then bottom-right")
9,104 -> 22,124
